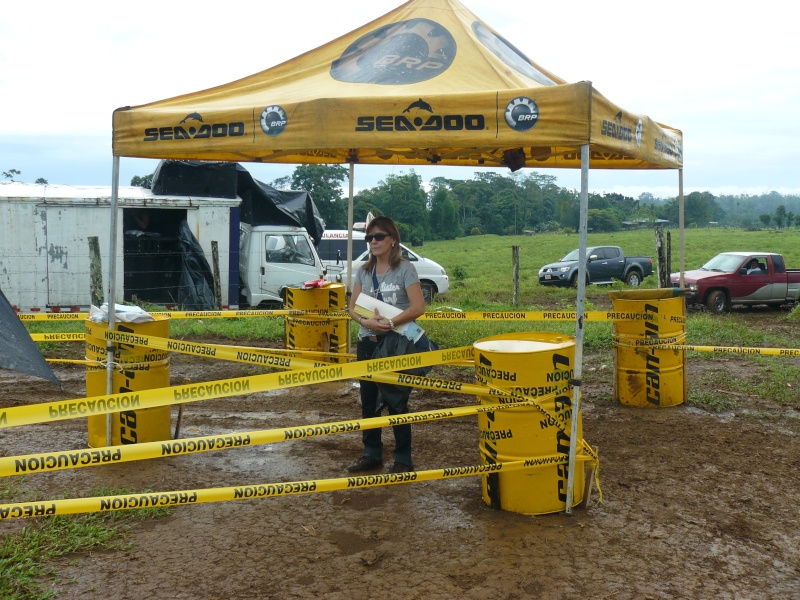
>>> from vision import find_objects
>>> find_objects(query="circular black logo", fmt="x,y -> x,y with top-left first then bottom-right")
260,105 -> 288,137
331,18 -> 457,85
504,97 -> 539,132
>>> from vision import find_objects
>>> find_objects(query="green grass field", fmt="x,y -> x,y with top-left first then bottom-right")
25,226 -> 800,353
417,226 -> 800,308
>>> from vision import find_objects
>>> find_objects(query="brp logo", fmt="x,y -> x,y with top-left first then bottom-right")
330,18 -> 457,85
504,97 -> 539,132
260,105 -> 288,137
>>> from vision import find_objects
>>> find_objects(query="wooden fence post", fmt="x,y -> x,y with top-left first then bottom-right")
655,226 -> 669,288
512,245 -> 520,305
88,236 -> 104,306
211,241 -> 222,309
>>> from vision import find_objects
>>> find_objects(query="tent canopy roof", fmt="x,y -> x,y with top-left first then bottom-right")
113,0 -> 682,172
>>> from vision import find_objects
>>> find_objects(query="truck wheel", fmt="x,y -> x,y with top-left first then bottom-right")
571,272 -> 589,288
625,270 -> 642,286
706,290 -> 729,314
420,282 -> 435,304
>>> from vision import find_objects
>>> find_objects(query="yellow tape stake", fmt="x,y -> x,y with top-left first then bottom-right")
0,456 -> 597,520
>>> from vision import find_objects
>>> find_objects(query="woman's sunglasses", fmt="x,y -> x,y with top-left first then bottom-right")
365,233 -> 389,242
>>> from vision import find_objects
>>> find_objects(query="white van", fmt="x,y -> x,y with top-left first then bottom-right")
319,230 -> 449,303
239,223 -> 325,308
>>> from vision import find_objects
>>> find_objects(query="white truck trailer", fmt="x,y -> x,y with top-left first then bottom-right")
0,182 -> 324,311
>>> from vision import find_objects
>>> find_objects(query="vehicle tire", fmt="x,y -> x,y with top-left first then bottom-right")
625,270 -> 642,286
420,282 -> 435,304
571,272 -> 589,288
705,290 -> 729,314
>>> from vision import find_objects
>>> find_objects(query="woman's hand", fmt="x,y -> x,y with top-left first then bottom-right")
367,310 -> 392,333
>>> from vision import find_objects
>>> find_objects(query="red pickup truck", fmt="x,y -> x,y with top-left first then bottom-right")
670,252 -> 800,313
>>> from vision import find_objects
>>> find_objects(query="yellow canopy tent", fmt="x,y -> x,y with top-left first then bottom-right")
113,0 -> 682,171
110,0 -> 684,510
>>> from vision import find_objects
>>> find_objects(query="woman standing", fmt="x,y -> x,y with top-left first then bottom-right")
346,216 -> 425,473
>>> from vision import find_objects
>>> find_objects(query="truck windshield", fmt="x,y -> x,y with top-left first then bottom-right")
700,254 -> 742,273
561,248 -> 596,262
265,234 -> 316,266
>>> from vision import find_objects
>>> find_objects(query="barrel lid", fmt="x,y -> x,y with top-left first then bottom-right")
473,338 -> 572,353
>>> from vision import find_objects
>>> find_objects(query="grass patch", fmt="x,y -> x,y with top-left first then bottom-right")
744,357 -> 800,410
685,352 -> 800,413
686,313 -> 771,348
687,391 -> 738,412
168,315 -> 283,341
0,487 -> 170,600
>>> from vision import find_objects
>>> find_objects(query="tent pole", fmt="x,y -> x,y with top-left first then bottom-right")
106,156 -> 121,447
565,144 -> 590,515
346,163 -> 355,353
678,168 -> 685,287
346,163 -> 355,291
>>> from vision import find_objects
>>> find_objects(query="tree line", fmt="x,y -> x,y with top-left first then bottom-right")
269,165 -> 800,244
8,164 -> 798,240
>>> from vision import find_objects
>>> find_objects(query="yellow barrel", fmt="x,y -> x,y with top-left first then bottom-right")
285,283 -> 348,362
608,289 -> 687,407
474,332 -> 584,515
85,315 -> 172,447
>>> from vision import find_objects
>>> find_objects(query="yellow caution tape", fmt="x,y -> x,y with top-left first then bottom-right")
46,359 -> 95,366
17,309 -> 331,321
614,341 -> 800,357
5,326 -> 600,461
0,346 -> 471,430
18,309 -> 685,323
30,332 -> 87,342
0,455 -> 597,520
421,310 -> 684,323
0,395 -> 595,478
6,327 -> 602,516
17,313 -> 86,321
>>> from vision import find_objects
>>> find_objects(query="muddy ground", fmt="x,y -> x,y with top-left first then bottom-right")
1,306 -> 799,599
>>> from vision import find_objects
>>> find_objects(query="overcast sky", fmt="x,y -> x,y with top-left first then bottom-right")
2,0 -> 798,199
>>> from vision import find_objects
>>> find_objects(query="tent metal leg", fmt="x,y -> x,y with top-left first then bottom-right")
566,144 -> 590,514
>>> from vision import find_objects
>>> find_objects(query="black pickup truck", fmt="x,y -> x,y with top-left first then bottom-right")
538,245 -> 654,287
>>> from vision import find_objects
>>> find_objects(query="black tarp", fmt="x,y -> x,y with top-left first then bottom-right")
176,221 -> 216,310
150,160 -> 325,244
0,288 -> 61,385
235,166 -> 325,245
151,160 -> 238,198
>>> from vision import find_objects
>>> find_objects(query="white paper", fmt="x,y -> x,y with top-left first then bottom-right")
354,293 -> 424,341
88,303 -> 155,324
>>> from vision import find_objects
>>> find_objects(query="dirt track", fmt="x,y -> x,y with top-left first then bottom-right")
1,312 -> 799,599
